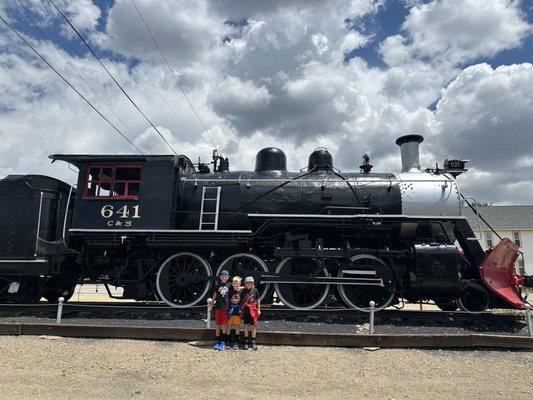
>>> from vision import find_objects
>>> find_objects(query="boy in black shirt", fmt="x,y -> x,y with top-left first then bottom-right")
212,270 -> 230,350
241,276 -> 260,350
227,276 -> 242,350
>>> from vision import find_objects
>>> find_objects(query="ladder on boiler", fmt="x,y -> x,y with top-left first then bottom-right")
199,186 -> 221,230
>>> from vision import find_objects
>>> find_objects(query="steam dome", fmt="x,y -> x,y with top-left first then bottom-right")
255,147 -> 287,172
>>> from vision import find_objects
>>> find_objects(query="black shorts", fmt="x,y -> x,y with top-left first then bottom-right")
243,307 -> 255,325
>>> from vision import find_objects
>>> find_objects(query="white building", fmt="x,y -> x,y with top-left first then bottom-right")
464,206 -> 533,276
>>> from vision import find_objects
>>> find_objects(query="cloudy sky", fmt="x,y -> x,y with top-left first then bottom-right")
0,0 -> 531,204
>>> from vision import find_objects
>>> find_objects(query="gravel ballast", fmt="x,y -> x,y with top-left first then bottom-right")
0,335 -> 531,400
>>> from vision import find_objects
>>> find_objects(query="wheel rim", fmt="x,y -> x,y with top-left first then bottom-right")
274,257 -> 329,310
338,255 -> 395,312
156,252 -> 212,308
457,287 -> 489,313
217,253 -> 270,302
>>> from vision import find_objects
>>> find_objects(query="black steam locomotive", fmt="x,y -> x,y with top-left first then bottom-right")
0,135 -> 529,312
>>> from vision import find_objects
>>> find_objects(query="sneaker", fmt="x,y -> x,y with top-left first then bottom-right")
243,342 -> 250,350
232,343 -> 239,350
213,341 -> 220,350
252,341 -> 258,351
218,342 -> 225,351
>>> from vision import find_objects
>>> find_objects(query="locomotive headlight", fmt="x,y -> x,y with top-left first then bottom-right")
444,159 -> 469,177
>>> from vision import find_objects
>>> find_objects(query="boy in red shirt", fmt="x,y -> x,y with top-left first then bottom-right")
211,270 -> 230,350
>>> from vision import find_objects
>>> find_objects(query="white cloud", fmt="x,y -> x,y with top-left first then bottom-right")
381,0 -> 530,67
98,0 -> 229,66
210,76 -> 272,130
340,30 -> 369,54
435,63 -> 533,163
381,62 -> 449,109
380,34 -> 411,66
11,0 -> 101,36
378,0 -> 530,109
62,0 -> 101,32
311,33 -> 329,56
433,63 -> 533,203
0,0 -> 531,205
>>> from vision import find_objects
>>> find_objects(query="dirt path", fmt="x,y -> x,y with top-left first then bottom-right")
0,336 -> 530,399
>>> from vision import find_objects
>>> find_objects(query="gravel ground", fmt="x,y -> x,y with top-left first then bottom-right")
0,335 -> 530,400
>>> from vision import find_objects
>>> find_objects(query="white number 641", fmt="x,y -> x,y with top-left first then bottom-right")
100,205 -> 141,219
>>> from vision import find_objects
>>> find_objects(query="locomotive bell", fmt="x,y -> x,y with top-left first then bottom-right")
308,147 -> 333,170
255,147 -> 287,172
396,134 -> 424,172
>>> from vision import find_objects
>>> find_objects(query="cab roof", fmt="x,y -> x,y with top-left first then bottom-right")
49,154 -> 184,163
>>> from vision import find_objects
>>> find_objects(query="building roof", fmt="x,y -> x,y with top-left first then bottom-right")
464,206 -> 533,231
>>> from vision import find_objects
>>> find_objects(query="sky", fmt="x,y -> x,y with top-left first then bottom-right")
0,0 -> 531,204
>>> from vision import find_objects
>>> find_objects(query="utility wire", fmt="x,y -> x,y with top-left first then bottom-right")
0,13 -> 144,154
47,0 -> 177,155
326,166 -> 363,206
12,0 -> 138,143
235,167 -> 318,211
129,0 -> 217,147
460,192 -> 503,241
107,20 -> 195,143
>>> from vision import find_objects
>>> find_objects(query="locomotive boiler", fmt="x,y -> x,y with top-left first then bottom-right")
0,134 -> 529,312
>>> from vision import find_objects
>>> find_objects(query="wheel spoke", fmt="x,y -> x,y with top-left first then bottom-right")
274,257 -> 329,310
338,255 -> 395,312
156,253 -> 211,308
218,253 -> 270,302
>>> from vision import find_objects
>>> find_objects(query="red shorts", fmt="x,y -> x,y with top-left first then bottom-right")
215,309 -> 228,325
242,303 -> 259,326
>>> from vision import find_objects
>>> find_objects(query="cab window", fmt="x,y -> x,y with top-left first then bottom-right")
84,165 -> 141,200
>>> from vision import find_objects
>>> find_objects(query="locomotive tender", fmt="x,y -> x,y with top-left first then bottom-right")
0,135 -> 530,312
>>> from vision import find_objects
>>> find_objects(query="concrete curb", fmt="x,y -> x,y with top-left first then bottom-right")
0,322 -> 531,349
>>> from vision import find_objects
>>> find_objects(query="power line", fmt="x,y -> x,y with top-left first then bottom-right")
12,0 -> 138,143
129,0 -> 217,147
107,20 -> 196,143
0,13 -> 144,154
47,0 -> 178,155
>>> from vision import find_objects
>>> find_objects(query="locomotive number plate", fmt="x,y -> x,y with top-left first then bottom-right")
100,204 -> 140,227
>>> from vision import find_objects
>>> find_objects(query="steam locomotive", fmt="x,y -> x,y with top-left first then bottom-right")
0,134 -> 530,312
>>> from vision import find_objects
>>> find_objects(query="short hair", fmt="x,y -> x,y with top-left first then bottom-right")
232,276 -> 242,282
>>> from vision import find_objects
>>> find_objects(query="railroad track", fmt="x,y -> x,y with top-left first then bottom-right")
0,301 -> 523,324
0,321 -> 531,349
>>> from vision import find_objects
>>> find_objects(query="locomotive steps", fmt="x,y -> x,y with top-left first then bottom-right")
0,322 -> 531,350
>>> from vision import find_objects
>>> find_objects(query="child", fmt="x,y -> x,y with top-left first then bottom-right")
226,276 -> 242,350
241,276 -> 260,350
211,269 -> 230,350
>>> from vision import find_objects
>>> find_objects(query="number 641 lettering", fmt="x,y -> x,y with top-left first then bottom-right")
100,205 -> 141,219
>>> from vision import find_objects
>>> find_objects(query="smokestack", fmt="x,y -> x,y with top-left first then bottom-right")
395,134 -> 424,172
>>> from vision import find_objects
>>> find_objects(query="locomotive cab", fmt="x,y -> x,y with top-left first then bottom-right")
50,154 -> 195,239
